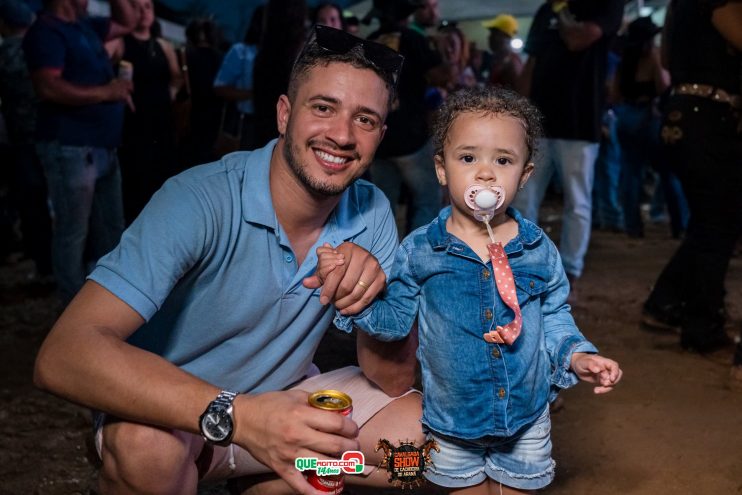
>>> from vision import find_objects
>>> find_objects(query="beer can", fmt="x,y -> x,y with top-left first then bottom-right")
306,390 -> 353,494
118,60 -> 133,81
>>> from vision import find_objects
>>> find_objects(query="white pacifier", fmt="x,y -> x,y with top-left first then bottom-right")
464,184 -> 506,243
464,184 -> 506,222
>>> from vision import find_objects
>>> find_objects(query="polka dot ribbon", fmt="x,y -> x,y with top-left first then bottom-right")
483,242 -> 522,345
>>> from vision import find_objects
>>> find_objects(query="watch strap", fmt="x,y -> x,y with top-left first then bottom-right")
210,390 -> 237,410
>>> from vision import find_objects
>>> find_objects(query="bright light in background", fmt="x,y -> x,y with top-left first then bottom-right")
510,38 -> 524,50
639,7 -> 654,16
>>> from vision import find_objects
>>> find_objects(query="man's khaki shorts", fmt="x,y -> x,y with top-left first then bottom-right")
95,366 -> 418,477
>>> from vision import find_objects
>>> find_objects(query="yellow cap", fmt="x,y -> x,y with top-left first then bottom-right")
482,14 -> 518,37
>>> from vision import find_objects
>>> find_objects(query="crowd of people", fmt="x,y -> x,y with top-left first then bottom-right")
0,0 -> 739,493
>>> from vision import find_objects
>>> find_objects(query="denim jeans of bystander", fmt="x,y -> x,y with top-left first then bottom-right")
36,141 -> 124,304
512,138 -> 600,278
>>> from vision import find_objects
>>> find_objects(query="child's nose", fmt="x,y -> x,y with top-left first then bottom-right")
476,164 -> 497,182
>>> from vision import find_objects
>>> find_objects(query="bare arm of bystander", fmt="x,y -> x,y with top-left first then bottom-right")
711,1 -> 742,52
107,0 -> 139,40
158,37 -> 184,100
30,68 -> 132,106
558,10 -> 603,52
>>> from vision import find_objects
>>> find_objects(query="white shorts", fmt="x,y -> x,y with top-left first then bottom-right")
95,366 -> 418,477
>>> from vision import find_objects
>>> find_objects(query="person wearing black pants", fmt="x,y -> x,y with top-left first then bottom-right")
642,0 -> 741,360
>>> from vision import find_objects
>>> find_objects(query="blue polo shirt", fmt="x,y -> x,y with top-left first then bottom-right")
23,13 -> 124,147
88,140 -> 398,393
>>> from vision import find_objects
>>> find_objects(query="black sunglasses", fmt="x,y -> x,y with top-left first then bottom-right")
302,24 -> 404,86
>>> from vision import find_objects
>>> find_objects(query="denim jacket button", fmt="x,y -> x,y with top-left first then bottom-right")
483,269 -> 491,279
484,309 -> 493,320
498,388 -> 506,399
529,280 -> 535,288
491,347 -> 501,358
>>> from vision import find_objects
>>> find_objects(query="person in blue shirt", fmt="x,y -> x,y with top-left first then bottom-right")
321,86 -> 623,494
33,26 -> 423,495
22,0 -> 139,304
213,5 -> 262,150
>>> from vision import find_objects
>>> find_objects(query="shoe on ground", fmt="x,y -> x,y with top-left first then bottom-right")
680,330 -> 733,354
641,301 -> 681,333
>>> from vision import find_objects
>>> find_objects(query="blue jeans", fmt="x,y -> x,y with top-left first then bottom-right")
371,140 -> 442,235
37,142 -> 124,303
615,102 -> 688,238
652,154 -> 689,239
512,138 -> 599,277
592,109 -> 624,231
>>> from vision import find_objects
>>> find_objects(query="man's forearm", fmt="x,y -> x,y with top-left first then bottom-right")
106,0 -> 138,40
34,78 -> 107,105
558,13 -> 603,52
109,0 -> 138,31
33,284 -> 219,435
32,74 -> 124,106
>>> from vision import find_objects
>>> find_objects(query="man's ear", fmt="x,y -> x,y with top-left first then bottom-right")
276,94 -> 291,136
434,155 -> 447,186
519,162 -> 535,189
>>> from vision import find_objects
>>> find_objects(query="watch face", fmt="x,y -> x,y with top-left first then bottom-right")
201,409 -> 233,442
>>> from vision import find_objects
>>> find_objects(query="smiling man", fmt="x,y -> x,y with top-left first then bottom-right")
33,26 -> 423,494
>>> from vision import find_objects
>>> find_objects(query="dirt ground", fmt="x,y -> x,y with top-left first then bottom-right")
1,208 -> 741,495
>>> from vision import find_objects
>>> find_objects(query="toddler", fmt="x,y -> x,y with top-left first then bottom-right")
319,86 -> 622,494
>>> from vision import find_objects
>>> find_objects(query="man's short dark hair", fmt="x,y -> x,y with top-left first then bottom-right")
287,25 -> 403,111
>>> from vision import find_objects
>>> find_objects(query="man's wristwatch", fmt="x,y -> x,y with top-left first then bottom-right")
199,390 -> 238,446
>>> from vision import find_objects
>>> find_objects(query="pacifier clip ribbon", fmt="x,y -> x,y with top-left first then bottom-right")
463,183 -> 521,344
483,242 -> 522,345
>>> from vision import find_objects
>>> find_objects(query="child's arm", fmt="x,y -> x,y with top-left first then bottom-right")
540,242 -> 600,393
570,352 -> 623,394
334,242 -> 420,342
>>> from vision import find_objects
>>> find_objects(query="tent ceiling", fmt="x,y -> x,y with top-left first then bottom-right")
146,0 -> 668,43
344,0 -> 668,21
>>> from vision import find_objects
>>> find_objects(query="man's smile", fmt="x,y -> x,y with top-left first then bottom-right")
311,146 -> 359,172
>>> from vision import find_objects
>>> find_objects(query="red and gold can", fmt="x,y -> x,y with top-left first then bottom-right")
306,390 -> 353,494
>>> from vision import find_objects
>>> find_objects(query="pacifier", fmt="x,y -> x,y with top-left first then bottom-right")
464,184 -> 506,222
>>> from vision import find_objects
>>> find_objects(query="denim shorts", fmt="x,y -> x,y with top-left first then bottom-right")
424,406 -> 555,490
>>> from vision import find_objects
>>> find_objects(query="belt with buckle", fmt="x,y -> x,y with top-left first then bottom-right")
672,83 -> 741,110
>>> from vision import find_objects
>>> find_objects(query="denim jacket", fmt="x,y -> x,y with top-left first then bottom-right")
335,207 -> 597,439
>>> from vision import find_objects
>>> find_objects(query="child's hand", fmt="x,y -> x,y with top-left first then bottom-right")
303,243 -> 347,304
570,352 -> 623,394
315,242 -> 345,286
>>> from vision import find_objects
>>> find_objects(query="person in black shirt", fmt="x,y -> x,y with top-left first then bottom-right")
513,0 -> 624,301
642,0 -> 742,362
107,0 -> 183,224
366,0 -> 444,234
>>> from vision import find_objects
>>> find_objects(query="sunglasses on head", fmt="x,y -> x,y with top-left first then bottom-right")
302,24 -> 404,86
